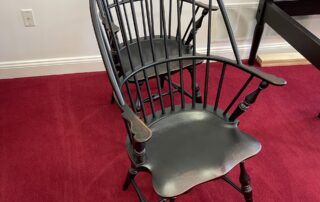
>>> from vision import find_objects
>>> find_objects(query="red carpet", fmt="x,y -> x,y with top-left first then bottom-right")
0,64 -> 319,201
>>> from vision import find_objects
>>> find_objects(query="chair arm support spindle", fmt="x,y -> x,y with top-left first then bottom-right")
185,8 -> 209,45
229,81 -> 269,122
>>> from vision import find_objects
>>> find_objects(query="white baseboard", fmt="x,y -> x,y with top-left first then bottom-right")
0,42 -> 293,79
0,56 -> 104,79
197,42 -> 294,58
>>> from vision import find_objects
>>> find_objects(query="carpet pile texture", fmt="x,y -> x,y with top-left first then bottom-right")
0,64 -> 319,201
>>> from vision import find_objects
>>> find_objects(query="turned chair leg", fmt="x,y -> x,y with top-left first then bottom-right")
195,84 -> 202,103
188,67 -> 202,103
122,167 -> 138,191
134,81 -> 144,112
239,162 -> 253,202
135,98 -> 142,112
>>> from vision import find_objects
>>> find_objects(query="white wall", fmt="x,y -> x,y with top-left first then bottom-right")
0,0 -> 319,78
0,0 -> 98,61
0,0 -> 105,78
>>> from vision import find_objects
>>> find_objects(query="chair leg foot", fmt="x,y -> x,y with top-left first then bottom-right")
239,162 -> 253,202
122,167 -> 137,191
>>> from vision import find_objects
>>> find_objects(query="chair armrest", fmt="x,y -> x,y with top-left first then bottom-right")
239,64 -> 287,86
182,0 -> 219,11
121,105 -> 152,143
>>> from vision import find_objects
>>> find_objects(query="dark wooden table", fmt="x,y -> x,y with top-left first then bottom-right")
248,0 -> 320,70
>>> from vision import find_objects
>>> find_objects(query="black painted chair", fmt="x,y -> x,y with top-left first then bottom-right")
90,0 -> 287,201
99,0 -> 215,107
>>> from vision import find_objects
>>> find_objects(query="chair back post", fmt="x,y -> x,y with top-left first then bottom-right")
217,0 -> 242,64
90,0 -> 125,106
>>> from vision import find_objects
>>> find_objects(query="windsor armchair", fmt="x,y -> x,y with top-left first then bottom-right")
100,0 -> 217,107
90,0 -> 287,201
